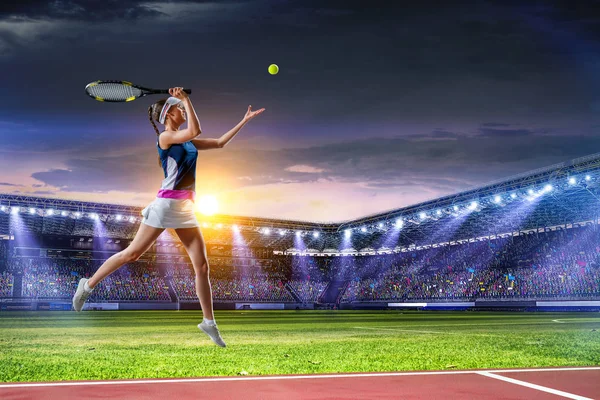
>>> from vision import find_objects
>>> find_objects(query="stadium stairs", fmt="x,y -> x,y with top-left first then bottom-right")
284,282 -> 302,302
11,274 -> 23,297
318,279 -> 348,305
164,277 -> 179,303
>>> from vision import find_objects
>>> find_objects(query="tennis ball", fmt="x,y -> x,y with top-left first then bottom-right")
268,64 -> 279,75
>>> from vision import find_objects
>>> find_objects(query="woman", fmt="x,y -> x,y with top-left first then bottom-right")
72,87 -> 265,347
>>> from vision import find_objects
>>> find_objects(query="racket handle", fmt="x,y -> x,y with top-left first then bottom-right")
156,88 -> 192,95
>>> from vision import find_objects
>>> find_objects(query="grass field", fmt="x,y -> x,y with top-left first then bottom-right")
1,310 -> 599,382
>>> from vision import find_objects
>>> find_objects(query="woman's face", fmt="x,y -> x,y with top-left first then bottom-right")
167,103 -> 186,124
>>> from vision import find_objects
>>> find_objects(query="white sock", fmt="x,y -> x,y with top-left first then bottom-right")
203,318 -> 216,326
84,281 -> 93,293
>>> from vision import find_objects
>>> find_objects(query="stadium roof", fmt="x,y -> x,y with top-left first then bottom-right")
3,151 -> 600,249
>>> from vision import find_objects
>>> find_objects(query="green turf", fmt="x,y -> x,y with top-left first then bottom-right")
0,310 -> 599,382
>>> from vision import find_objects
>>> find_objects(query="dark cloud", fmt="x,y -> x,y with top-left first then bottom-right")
482,123 -> 511,127
0,182 -> 22,187
478,128 -> 535,137
0,0 -> 165,21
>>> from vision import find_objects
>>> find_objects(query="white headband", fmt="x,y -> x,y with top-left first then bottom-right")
159,97 -> 182,124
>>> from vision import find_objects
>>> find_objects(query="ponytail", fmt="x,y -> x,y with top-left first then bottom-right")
149,99 -> 167,168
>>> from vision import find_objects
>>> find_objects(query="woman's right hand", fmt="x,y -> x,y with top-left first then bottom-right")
169,87 -> 189,100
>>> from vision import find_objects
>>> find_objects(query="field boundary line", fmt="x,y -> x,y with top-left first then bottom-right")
1,367 -> 599,388
477,371 -> 594,400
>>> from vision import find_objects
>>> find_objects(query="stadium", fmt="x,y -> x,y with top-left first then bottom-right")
1,152 -> 599,398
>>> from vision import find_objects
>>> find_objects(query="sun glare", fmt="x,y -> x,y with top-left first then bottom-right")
196,195 -> 219,216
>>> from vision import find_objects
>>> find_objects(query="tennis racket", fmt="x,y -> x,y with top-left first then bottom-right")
85,80 -> 192,102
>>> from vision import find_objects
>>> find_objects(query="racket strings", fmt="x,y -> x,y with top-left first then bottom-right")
86,83 -> 143,101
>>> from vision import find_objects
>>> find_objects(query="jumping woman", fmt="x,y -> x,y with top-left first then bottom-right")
72,87 -> 265,347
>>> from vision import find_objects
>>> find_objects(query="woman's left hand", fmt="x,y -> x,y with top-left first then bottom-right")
243,105 -> 265,122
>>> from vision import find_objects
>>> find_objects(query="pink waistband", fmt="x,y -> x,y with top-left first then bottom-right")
157,189 -> 196,201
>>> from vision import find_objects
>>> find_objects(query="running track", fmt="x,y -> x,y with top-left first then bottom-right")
0,367 -> 598,399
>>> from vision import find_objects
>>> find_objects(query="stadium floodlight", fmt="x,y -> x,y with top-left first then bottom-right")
419,212 -> 426,219
263,228 -> 270,235
313,231 -> 319,238
75,212 -> 81,218
453,205 -> 459,211
295,230 -> 301,236
396,218 -> 403,228
0,206 -> 5,212
217,223 -> 223,229
345,229 -> 352,237
493,195 -> 501,203
11,206 -> 19,214
29,207 -> 36,214
129,216 -> 135,223
378,222 -> 383,228
116,214 -> 122,221
61,210 -> 68,216
436,210 -> 442,216
586,175 -> 591,181
279,229 -> 285,236
510,193 -> 517,199
568,177 -> 576,185
232,225 -> 240,233
544,184 -> 553,192
89,213 -> 98,220
527,189 -> 534,195
46,209 -> 54,216
360,226 -> 367,232
469,201 -> 478,210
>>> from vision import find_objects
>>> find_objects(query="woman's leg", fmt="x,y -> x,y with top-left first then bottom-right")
175,227 -> 213,320
88,223 -> 164,288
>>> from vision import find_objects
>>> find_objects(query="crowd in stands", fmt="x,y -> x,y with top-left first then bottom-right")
341,226 -> 600,302
0,272 -> 13,297
4,224 -> 600,303
17,257 -> 170,301
287,280 -> 328,302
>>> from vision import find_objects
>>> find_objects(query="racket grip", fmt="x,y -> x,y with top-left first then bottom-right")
184,88 -> 192,94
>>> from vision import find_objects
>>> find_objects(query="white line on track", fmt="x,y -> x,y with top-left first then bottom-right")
477,371 -> 594,400
552,319 -> 566,323
0,367 -> 599,388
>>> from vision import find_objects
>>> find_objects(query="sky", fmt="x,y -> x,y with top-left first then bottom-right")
1,0 -> 600,223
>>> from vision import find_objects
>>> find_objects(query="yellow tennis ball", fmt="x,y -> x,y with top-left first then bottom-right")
268,64 -> 279,75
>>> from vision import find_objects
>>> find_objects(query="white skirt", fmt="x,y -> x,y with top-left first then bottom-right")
140,197 -> 200,229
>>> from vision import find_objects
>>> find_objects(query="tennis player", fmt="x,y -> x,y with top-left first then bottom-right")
72,87 -> 265,347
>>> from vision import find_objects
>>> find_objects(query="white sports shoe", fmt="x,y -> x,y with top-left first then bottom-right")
72,278 -> 92,312
198,322 -> 227,347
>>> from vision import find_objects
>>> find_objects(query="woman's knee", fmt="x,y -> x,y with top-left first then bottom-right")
121,248 -> 142,263
194,261 -> 209,276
